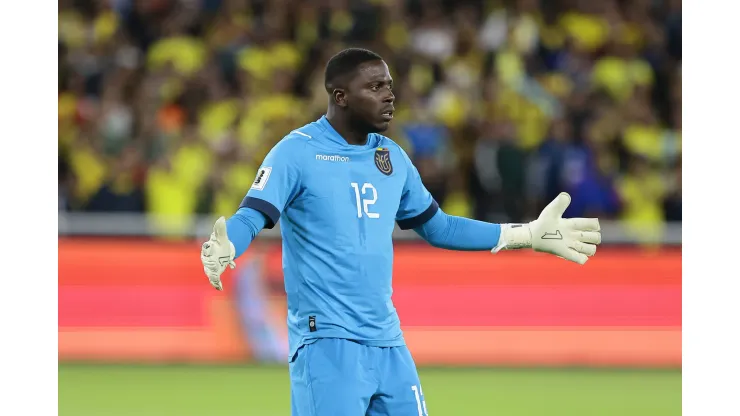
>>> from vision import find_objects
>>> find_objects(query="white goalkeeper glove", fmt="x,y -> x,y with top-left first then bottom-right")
491,192 -> 601,265
200,216 -> 236,290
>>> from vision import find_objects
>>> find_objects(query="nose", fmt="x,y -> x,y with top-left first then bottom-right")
383,89 -> 394,103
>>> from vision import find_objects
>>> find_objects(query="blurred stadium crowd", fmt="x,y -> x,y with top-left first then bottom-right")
58,0 -> 682,238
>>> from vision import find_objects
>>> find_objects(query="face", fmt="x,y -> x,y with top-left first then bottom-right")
337,60 -> 395,133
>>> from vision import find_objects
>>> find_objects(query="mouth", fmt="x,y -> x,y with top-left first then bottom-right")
380,109 -> 394,121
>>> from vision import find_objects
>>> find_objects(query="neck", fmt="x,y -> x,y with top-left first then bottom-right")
326,107 -> 368,146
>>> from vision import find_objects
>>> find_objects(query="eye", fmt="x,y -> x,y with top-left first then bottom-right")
370,85 -> 380,91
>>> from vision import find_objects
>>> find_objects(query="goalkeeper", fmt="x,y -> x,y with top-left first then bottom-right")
200,48 -> 601,416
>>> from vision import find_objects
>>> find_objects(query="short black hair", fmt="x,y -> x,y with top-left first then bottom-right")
324,48 -> 384,90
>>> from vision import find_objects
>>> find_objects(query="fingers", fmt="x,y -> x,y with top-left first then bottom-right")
571,241 -> 597,257
540,192 -> 572,219
213,216 -> 228,242
561,248 -> 589,265
202,248 -> 227,290
572,230 -> 601,245
565,218 -> 600,231
202,221 -> 231,291
202,264 -> 224,290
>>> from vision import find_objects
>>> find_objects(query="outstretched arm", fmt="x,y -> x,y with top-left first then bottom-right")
396,146 -> 600,264
413,193 -> 601,264
413,209 -> 501,251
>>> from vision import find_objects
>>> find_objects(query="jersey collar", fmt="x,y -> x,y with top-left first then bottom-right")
317,115 -> 378,149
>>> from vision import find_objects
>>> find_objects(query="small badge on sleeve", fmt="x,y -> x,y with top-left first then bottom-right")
308,316 -> 317,332
374,147 -> 393,176
251,167 -> 272,191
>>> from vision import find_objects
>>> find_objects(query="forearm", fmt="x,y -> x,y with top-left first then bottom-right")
225,207 -> 267,258
413,209 -> 501,251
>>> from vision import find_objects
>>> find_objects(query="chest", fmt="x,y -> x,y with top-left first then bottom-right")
301,150 -> 405,222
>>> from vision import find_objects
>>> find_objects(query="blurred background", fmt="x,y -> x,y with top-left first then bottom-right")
58,0 -> 681,415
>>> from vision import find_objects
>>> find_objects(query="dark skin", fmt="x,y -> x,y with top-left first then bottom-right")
325,60 -> 396,146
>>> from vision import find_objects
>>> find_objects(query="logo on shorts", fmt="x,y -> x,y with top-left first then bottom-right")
374,147 -> 393,176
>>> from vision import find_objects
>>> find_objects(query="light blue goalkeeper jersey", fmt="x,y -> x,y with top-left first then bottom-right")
240,116 -> 438,360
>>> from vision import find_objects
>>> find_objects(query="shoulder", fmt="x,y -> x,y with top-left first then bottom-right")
267,128 -> 313,161
286,122 -> 319,142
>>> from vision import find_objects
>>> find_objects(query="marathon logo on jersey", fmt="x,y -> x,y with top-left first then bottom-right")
251,167 -> 272,191
316,154 -> 350,162
374,147 -> 393,175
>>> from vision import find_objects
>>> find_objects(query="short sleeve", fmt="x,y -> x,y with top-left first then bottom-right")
395,147 -> 439,230
239,137 -> 303,229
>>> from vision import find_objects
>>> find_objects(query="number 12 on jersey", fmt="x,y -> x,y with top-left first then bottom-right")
351,182 -> 379,219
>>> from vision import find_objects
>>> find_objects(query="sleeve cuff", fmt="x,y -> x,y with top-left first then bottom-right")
397,200 -> 439,230
240,196 -> 280,229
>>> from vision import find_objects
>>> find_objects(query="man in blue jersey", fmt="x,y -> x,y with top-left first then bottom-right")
200,48 -> 601,416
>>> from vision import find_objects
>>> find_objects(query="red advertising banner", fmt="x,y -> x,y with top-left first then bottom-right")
58,239 -> 681,367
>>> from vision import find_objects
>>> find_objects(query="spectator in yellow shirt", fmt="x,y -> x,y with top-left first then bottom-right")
592,39 -> 654,103
616,155 -> 667,243
147,27 -> 207,77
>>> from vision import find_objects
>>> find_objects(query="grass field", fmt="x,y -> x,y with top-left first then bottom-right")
59,364 -> 681,415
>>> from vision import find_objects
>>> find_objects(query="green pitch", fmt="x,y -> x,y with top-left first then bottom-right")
59,364 -> 681,416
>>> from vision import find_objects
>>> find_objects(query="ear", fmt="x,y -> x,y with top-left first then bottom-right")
333,88 -> 348,108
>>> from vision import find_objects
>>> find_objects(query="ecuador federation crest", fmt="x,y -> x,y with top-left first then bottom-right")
374,147 -> 393,175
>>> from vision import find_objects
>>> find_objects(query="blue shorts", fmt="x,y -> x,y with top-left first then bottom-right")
289,338 -> 429,416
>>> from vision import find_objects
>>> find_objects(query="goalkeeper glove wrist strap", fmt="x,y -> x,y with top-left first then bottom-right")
491,223 -> 533,253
